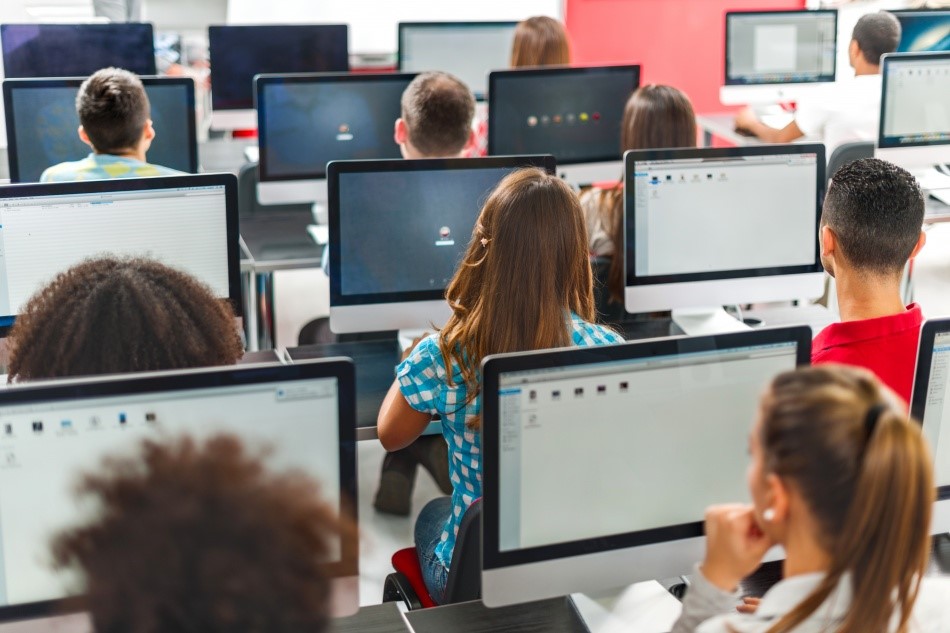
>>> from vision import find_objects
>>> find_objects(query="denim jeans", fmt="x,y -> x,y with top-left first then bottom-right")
414,496 -> 451,604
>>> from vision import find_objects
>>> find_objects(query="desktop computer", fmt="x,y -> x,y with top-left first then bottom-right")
397,22 -> 517,101
911,318 -> 950,537
208,24 -> 349,131
255,72 -> 415,206
0,23 -> 157,78
891,10 -> 950,53
481,326 -> 812,627
3,77 -> 198,183
624,144 -> 826,335
327,155 -> 555,334
721,10 -> 837,105
488,65 -> 640,187
0,360 -> 359,624
0,174 -> 241,334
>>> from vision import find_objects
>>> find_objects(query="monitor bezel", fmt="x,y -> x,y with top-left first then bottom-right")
481,326 -> 813,570
208,24 -> 350,112
624,143 -> 826,287
723,9 -> 838,86
327,155 -> 556,308
889,9 -> 950,54
2,76 -> 199,183
396,21 -> 518,100
878,51 -> 950,150
254,71 -> 418,182
0,358 -> 358,623
0,23 -> 157,79
487,64 -> 642,165
0,173 -> 243,335
910,317 -> 950,503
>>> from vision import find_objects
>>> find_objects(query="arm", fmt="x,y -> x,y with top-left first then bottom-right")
735,108 -> 804,144
377,379 -> 433,451
670,566 -> 741,633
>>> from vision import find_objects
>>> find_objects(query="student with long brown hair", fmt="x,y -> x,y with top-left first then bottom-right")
580,84 -> 696,324
510,16 -> 571,67
377,167 -> 623,604
672,365 -> 950,633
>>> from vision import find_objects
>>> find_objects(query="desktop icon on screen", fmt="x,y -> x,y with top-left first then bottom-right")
32,421 -> 43,433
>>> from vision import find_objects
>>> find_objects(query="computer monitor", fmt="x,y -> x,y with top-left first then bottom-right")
0,360 -> 359,624
481,326 -> 811,608
876,52 -> 950,173
488,65 -> 640,187
3,77 -> 198,183
721,10 -> 837,105
910,318 -> 950,536
208,24 -> 349,131
255,72 -> 414,206
397,22 -> 517,100
0,174 -> 242,335
328,155 -> 556,334
0,23 -> 156,78
624,145 -> 826,335
891,10 -> 950,53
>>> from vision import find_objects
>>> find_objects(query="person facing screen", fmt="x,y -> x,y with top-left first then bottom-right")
6,257 -> 243,382
52,434 -> 345,633
40,67 -> 184,182
579,84 -> 697,325
394,71 -> 477,160
671,365 -> 950,633
510,16 -> 571,67
377,167 -> 624,604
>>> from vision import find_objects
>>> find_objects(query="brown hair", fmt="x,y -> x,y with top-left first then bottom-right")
7,257 -> 243,382
601,85 -> 697,304
401,71 -> 476,157
439,168 -> 596,428
760,366 -> 933,633
52,434 -> 348,633
510,16 -> 571,67
77,67 -> 150,153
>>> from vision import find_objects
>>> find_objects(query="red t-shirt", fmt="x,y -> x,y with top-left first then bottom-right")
811,303 -> 924,406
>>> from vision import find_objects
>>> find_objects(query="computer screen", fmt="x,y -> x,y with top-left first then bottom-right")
208,25 -> 349,112
327,155 -> 555,333
725,10 -> 837,85
256,73 -> 413,182
0,360 -> 357,619
481,327 -> 811,606
0,175 -> 241,331
0,23 -> 156,78
623,145 -> 825,317
488,65 -> 640,165
878,52 -> 950,150
892,10 -> 950,53
398,22 -> 517,100
3,78 -> 197,183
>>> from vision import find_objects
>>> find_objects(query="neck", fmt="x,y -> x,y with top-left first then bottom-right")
781,521 -> 833,579
833,267 -> 906,322
96,148 -> 146,162
853,63 -> 879,77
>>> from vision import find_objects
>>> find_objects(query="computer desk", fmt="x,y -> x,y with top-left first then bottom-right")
696,114 -> 763,147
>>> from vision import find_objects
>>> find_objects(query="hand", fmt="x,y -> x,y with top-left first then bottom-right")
734,107 -> 760,132
700,504 -> 775,592
737,596 -> 761,614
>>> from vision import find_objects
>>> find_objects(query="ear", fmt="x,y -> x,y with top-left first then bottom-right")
143,119 -> 156,142
765,472 -> 791,525
78,125 -> 93,149
909,230 -> 927,260
394,118 -> 408,145
848,39 -> 861,67
820,225 -> 836,259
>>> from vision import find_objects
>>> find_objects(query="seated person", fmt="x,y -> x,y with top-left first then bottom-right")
377,167 -> 623,604
579,84 -> 696,326
812,158 -> 925,405
510,16 -> 571,67
735,12 -> 901,158
6,256 -> 243,382
53,434 -> 347,633
672,365 -> 950,632
41,67 -> 184,182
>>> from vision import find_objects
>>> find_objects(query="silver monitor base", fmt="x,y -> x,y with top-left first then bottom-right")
671,307 -> 751,336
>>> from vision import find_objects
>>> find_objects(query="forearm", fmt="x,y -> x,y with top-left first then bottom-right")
670,566 -> 741,633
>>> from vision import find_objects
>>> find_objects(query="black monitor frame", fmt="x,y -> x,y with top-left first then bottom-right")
910,317 -> 950,502
878,51 -> 950,150
2,76 -> 199,183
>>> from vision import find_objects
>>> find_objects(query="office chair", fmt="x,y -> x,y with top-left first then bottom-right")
826,141 -> 874,181
383,498 -> 483,609
236,163 -> 312,216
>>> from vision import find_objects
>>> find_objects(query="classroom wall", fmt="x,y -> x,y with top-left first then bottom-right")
564,0 -> 807,114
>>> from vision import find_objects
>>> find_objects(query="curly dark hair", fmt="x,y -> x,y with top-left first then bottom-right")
6,257 -> 243,382
52,434 -> 346,633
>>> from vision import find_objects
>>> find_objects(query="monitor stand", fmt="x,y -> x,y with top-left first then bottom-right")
567,580 -> 682,633
671,307 -> 752,336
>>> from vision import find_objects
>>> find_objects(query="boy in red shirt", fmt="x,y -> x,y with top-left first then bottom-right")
812,158 -> 926,405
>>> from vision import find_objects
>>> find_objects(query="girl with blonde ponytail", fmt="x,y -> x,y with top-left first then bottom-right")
672,365 -> 950,633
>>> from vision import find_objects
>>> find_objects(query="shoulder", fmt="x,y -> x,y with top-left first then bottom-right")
40,160 -> 85,182
570,315 -> 625,347
912,577 -> 950,630
396,334 -> 448,410
138,163 -> 185,177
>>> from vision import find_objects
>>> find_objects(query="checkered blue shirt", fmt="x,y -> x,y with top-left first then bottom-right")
397,313 -> 624,570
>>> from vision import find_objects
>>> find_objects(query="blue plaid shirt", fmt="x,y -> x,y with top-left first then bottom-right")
397,313 -> 624,569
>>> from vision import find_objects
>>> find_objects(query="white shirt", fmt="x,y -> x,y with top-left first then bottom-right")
794,74 -> 883,160
672,566 -> 950,633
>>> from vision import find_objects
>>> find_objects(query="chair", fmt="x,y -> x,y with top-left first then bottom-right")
236,163 -> 312,217
382,498 -> 483,609
826,141 -> 874,181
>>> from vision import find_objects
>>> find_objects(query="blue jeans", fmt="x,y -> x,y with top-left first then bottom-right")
414,496 -> 451,604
